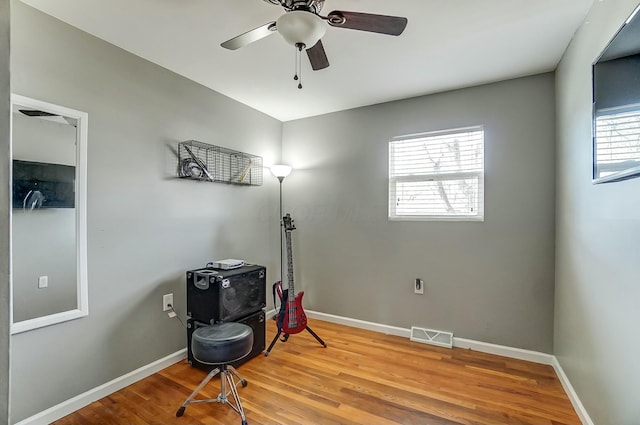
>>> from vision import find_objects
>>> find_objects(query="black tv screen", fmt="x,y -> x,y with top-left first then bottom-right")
592,5 -> 640,183
12,160 -> 75,209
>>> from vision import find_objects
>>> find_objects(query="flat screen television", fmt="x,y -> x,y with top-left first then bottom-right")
592,4 -> 640,183
12,160 -> 75,209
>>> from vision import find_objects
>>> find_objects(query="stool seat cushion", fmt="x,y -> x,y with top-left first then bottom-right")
192,322 -> 254,365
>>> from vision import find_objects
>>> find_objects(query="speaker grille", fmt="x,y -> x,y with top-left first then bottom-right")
187,265 -> 266,323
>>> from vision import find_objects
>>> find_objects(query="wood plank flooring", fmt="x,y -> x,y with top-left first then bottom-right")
54,319 -> 580,425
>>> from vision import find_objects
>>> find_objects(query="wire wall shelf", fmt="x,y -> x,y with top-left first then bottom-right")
177,140 -> 263,186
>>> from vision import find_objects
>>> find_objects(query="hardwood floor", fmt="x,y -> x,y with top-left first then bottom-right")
54,319 -> 580,425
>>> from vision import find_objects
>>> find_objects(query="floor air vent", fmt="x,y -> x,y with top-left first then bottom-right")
410,326 -> 453,349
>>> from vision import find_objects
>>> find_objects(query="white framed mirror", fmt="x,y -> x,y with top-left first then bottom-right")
10,94 -> 88,334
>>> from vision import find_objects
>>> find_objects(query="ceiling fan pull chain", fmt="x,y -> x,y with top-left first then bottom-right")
296,43 -> 304,89
293,45 -> 299,82
298,53 -> 303,89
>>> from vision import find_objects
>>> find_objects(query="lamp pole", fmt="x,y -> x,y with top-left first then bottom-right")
270,165 -> 292,284
278,175 -> 284,285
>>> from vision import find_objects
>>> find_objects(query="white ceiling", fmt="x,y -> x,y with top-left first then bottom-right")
22,0 -> 594,122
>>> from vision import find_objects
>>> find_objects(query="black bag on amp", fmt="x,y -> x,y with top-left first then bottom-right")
187,310 -> 266,371
187,264 -> 266,323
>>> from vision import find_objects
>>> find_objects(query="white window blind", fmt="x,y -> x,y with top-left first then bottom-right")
389,127 -> 484,221
594,107 -> 640,179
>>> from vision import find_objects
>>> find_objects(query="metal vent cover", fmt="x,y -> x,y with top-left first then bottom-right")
410,326 -> 453,349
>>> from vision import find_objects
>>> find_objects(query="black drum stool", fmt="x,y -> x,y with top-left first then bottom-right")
176,322 -> 253,425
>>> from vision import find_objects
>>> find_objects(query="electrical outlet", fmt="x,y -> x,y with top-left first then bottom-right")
163,293 -> 173,311
414,278 -> 424,295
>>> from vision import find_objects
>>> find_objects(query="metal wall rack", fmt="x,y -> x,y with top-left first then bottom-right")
177,140 -> 263,186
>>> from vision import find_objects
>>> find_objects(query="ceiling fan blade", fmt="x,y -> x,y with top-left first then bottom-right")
327,11 -> 408,36
306,40 -> 330,71
221,21 -> 277,50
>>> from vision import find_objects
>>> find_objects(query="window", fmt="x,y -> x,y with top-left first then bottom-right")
594,106 -> 640,180
389,126 -> 484,221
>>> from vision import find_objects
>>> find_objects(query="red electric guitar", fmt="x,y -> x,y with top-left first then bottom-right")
275,214 -> 308,334
266,214 -> 326,356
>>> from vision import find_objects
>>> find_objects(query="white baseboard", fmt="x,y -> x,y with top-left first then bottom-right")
265,308 -> 277,319
307,310 -> 553,363
551,357 -> 595,425
452,337 -> 555,365
305,310 -> 592,425
14,349 -> 187,425
18,310 -> 594,425
306,310 -> 411,338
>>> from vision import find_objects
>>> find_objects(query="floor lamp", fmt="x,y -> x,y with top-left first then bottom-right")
270,164 -> 292,284
266,165 -> 327,356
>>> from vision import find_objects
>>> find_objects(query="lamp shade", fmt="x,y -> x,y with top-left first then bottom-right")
270,164 -> 292,179
276,10 -> 327,47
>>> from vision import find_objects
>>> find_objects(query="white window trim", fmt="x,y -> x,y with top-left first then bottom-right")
388,126 -> 485,222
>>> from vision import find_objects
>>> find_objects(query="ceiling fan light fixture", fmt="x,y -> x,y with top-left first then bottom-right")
276,10 -> 327,48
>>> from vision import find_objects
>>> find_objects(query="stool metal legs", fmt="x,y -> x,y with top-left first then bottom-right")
176,365 -> 249,425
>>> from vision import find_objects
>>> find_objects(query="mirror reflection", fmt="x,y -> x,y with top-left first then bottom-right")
592,4 -> 640,183
11,95 -> 88,334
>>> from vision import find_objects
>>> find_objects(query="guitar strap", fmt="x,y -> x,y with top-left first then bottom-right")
272,282 -> 279,312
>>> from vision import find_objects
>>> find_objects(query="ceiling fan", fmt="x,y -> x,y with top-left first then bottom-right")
221,0 -> 408,87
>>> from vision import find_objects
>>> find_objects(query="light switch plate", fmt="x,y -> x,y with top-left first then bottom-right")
38,276 -> 48,288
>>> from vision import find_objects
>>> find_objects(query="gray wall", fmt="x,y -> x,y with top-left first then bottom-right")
10,1 -> 281,422
555,0 -> 640,424
281,74 -> 557,353
1,0 -> 11,423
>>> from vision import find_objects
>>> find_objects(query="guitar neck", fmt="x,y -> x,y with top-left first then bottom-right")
285,229 -> 295,301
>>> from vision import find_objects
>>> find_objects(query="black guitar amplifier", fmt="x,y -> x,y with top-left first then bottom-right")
187,309 -> 266,370
186,264 -> 266,323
